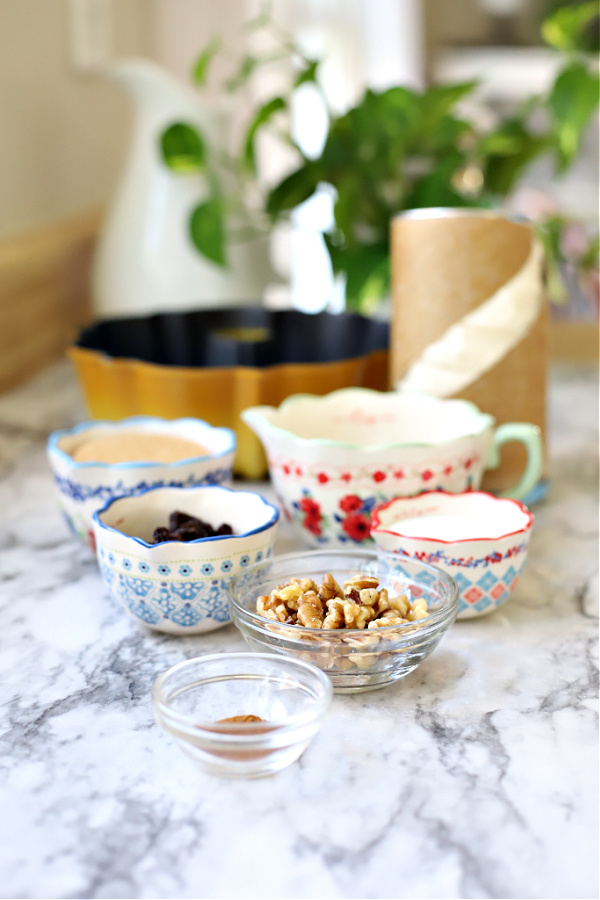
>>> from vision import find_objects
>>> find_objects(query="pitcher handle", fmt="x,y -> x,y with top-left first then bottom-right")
486,423 -> 543,501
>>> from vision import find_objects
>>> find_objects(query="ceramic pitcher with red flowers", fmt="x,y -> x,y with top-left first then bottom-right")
241,388 -> 543,548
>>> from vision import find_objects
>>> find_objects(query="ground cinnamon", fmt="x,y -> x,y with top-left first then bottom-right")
217,715 -> 266,723
207,714 -> 276,762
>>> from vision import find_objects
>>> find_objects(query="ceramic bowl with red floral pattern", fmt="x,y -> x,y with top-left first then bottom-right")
371,490 -> 533,618
241,388 -> 542,548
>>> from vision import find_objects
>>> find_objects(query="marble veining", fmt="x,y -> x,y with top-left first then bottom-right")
0,361 -> 597,900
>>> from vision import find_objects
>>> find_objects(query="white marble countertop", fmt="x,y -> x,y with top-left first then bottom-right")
0,361 -> 597,900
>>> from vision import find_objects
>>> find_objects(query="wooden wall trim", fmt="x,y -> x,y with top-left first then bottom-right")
0,211 -> 101,394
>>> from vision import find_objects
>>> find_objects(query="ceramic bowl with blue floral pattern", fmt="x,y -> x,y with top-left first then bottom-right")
92,484 -> 279,634
47,416 -> 236,550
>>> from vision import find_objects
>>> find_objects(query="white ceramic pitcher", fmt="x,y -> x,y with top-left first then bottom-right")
93,58 -> 274,320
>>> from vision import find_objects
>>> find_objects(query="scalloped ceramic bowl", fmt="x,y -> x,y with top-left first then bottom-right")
92,484 -> 279,634
241,388 -> 543,548
371,491 -> 534,619
69,307 -> 389,479
47,417 -> 236,550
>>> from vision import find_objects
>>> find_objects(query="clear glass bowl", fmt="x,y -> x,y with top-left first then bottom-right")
228,550 -> 459,693
152,652 -> 332,778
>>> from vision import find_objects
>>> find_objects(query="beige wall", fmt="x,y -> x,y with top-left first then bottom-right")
151,0 -> 249,92
423,0 -> 549,57
0,0 -> 152,241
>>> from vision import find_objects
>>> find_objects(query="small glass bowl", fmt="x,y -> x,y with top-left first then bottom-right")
152,653 -> 332,778
228,549 -> 459,693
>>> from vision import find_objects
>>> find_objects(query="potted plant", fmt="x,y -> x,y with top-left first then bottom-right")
162,2 -> 599,315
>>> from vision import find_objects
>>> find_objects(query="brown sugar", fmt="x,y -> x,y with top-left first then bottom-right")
72,431 -> 208,464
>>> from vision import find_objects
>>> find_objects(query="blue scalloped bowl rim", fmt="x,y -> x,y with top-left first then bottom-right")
92,483 -> 279,549
47,416 -> 236,470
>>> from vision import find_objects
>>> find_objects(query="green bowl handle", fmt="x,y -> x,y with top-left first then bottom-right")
486,422 -> 543,500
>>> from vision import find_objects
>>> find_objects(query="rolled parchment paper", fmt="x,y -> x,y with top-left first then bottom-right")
390,209 -> 546,495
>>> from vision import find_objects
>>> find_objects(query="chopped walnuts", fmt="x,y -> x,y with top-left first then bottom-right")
255,572 -> 428,630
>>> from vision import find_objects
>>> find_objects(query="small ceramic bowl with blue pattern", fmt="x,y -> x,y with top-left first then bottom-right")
47,416 -> 236,550
371,491 -> 533,619
92,484 -> 279,635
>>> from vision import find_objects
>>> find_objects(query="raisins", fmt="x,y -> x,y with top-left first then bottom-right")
168,510 -> 192,531
215,523 -> 234,536
151,510 -> 234,543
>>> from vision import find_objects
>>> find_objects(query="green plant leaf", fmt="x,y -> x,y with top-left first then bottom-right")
581,232 -> 600,269
350,88 -> 420,161
404,150 -> 468,207
243,97 -> 286,173
418,115 -> 473,153
477,131 -> 527,156
548,62 -> 599,170
419,81 -> 478,125
359,255 -> 390,313
324,238 -> 389,310
483,136 -> 550,196
542,2 -> 599,52
318,117 -> 360,173
313,85 -> 475,184
332,173 -> 390,245
191,38 -> 221,86
476,113 -> 551,195
332,174 -> 364,241
160,122 -> 206,173
190,196 -> 227,266
294,59 -> 320,88
225,55 -> 259,92
266,164 -> 319,217
244,2 -> 272,31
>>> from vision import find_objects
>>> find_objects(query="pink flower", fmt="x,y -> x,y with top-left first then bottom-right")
509,187 -> 558,221
560,222 -> 588,261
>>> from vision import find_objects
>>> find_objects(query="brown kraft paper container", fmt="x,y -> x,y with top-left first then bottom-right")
389,210 -> 546,495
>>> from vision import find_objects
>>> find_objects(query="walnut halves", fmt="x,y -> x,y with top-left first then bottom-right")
255,572 -> 427,630
297,591 -> 324,628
